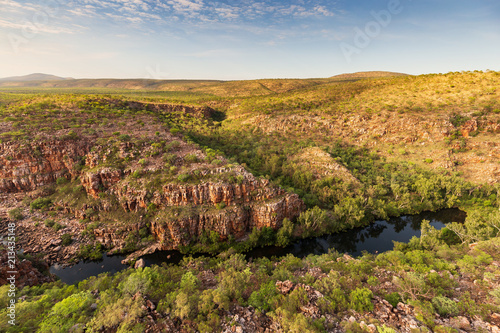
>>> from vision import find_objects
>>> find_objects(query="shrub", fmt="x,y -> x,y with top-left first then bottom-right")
489,287 -> 500,305
349,287 -> 374,312
277,218 -> 294,247
215,202 -> 226,210
458,292 -> 478,317
410,300 -> 435,327
377,325 -> 398,333
184,154 -> 198,164
168,140 -> 181,150
177,173 -> 190,182
44,219 -> 55,228
439,228 -> 461,246
131,170 -> 141,179
61,234 -> 73,246
163,153 -> 177,165
119,134 -> 131,141
169,166 -> 178,175
432,296 -> 459,317
30,197 -> 52,210
367,276 -> 379,286
38,291 -> 94,332
170,128 -> 180,135
385,292 -> 402,308
248,226 -> 276,247
78,243 -> 103,260
8,208 -> 23,220
56,177 -> 68,185
52,222 -> 65,232
138,158 -> 147,166
424,158 -> 434,164
297,206 -> 328,237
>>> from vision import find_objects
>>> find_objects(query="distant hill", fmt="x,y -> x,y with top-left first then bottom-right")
330,71 -> 408,80
0,73 -> 73,82
0,71 -> 409,96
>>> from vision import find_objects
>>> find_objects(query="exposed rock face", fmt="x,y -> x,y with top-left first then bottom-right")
0,139 -> 92,193
242,112 -> 500,184
151,206 -> 248,248
0,137 -> 305,256
125,101 -> 216,119
92,223 -> 144,249
461,119 -> 478,138
0,248 -> 55,287
81,168 -> 123,198
150,193 -> 303,249
114,176 -> 290,209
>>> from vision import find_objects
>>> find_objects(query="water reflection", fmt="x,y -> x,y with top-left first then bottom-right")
50,208 -> 466,284
49,254 -> 128,285
246,208 -> 467,259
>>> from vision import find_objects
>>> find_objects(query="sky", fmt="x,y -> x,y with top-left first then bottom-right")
0,0 -> 499,80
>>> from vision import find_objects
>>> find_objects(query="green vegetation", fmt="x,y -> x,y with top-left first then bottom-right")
30,198 -> 53,210
1,71 -> 500,330
61,234 -> 73,246
7,208 -> 23,220
2,225 -> 500,332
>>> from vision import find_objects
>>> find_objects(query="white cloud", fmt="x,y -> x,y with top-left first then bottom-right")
0,0 -> 39,13
67,7 -> 97,17
167,0 -> 203,13
215,7 -> 239,20
0,18 -> 76,34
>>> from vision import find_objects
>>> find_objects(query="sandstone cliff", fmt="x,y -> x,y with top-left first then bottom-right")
0,139 -> 91,192
0,131 -> 304,258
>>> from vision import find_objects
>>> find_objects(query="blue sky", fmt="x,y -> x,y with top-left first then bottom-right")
0,0 -> 499,79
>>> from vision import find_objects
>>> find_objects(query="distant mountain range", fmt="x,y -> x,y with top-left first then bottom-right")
330,71 -> 408,79
0,72 -> 408,91
0,73 -> 73,82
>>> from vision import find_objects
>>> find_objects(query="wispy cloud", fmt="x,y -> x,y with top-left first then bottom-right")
58,0 -> 339,27
0,18 -> 76,34
167,0 -> 204,13
0,0 -> 40,13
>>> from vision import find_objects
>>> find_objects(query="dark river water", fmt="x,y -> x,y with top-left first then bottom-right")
50,208 -> 466,284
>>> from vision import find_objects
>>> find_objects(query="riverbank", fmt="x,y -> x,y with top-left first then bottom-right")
49,208 -> 466,285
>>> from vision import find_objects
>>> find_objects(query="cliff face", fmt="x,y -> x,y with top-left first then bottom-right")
150,193 -> 304,249
0,139 -> 92,193
78,165 -> 304,249
0,247 -> 55,288
0,136 -> 304,255
112,176 -> 287,209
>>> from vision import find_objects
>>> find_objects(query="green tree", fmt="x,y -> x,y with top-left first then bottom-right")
38,292 -> 94,333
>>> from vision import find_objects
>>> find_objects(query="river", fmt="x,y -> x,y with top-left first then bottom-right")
50,208 -> 466,284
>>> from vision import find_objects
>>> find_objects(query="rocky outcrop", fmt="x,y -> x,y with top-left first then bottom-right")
92,223 -> 144,249
151,206 -> 248,248
0,132 -> 305,258
461,119 -> 478,138
81,168 -> 123,198
128,101 -> 216,119
0,139 -> 92,193
0,249 -> 55,287
113,176 -> 288,210
150,193 -> 303,249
